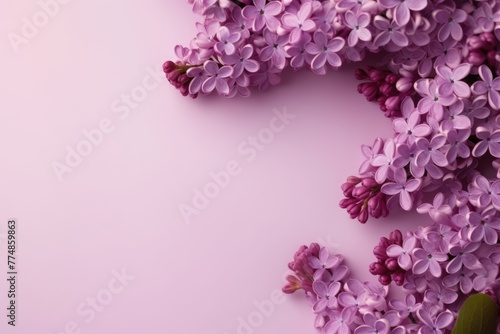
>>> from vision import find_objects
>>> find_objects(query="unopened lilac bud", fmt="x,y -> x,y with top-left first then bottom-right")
380,82 -> 397,96
358,83 -> 379,101
341,183 -> 355,197
385,96 -> 402,112
282,275 -> 302,294
468,36 -> 483,50
163,60 -> 177,73
392,271 -> 405,286
347,203 -> 362,217
179,85 -> 189,96
309,243 -> 321,257
369,69 -> 386,82
385,73 -> 399,85
339,198 -> 356,209
369,261 -> 387,275
352,186 -> 371,198
385,257 -> 399,271
487,50 -> 497,65
370,194 -> 389,218
390,230 -> 403,244
481,32 -> 496,50
179,74 -> 191,85
358,208 -> 369,223
467,51 -> 486,66
373,245 -> 388,260
355,68 -> 368,80
347,176 -> 362,184
362,177 -> 379,188
396,77 -> 414,93
167,69 -> 182,83
379,274 -> 392,285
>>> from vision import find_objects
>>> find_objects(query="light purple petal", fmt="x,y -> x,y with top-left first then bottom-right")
394,3 -> 410,26
382,183 -> 402,196
244,59 -> 260,73
489,90 -> 500,110
204,61 -> 219,75
328,37 -> 345,52
327,52 -> 342,67
413,259 -> 429,275
265,15 -> 281,31
202,77 -> 217,93
406,0 -> 427,11
215,78 -> 229,95
282,13 -> 298,28
399,190 -> 413,210
435,311 -> 454,328
374,32 -> 390,46
379,0 -> 398,9
391,31 -> 408,46
453,64 -> 471,80
479,65 -> 493,84
490,142 -> 500,158
386,244 -> 404,257
311,52 -> 327,69
454,81 -> 471,98
358,28 -> 371,42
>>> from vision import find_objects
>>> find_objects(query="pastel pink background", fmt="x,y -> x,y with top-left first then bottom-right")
0,1 -> 422,333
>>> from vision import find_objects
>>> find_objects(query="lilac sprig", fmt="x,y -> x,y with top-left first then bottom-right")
284,240 -> 500,333
166,0 -> 500,99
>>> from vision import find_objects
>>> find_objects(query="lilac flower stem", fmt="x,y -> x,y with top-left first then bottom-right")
230,0 -> 246,8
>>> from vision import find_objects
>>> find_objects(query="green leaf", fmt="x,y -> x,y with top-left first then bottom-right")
452,293 -> 499,334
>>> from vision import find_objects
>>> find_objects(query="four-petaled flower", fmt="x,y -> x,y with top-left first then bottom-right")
389,294 -> 422,318
435,64 -> 471,98
472,125 -> 500,158
305,31 -> 345,74
415,79 -> 456,121
259,29 -> 288,69
309,247 -> 341,280
372,139 -> 396,183
279,2 -> 316,44
393,110 -> 431,144
222,44 -> 260,77
242,0 -> 283,32
412,242 -> 447,277
214,27 -> 241,55
324,306 -> 356,334
386,235 -> 417,270
471,65 -> 500,110
468,175 -> 500,209
434,9 -> 467,42
354,313 -> 390,334
345,11 -> 372,47
417,309 -> 454,334
312,281 -> 341,312
467,210 -> 500,245
373,16 -> 408,48
381,168 -> 421,211
415,135 -> 448,168
201,60 -> 233,95
378,0 -> 427,26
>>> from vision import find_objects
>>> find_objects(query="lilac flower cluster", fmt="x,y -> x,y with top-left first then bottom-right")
284,240 -> 500,333
355,67 -> 411,118
165,0 -> 500,98
370,224 -> 500,292
341,61 -> 500,224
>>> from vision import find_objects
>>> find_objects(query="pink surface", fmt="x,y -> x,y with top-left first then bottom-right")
1,1 -> 422,333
